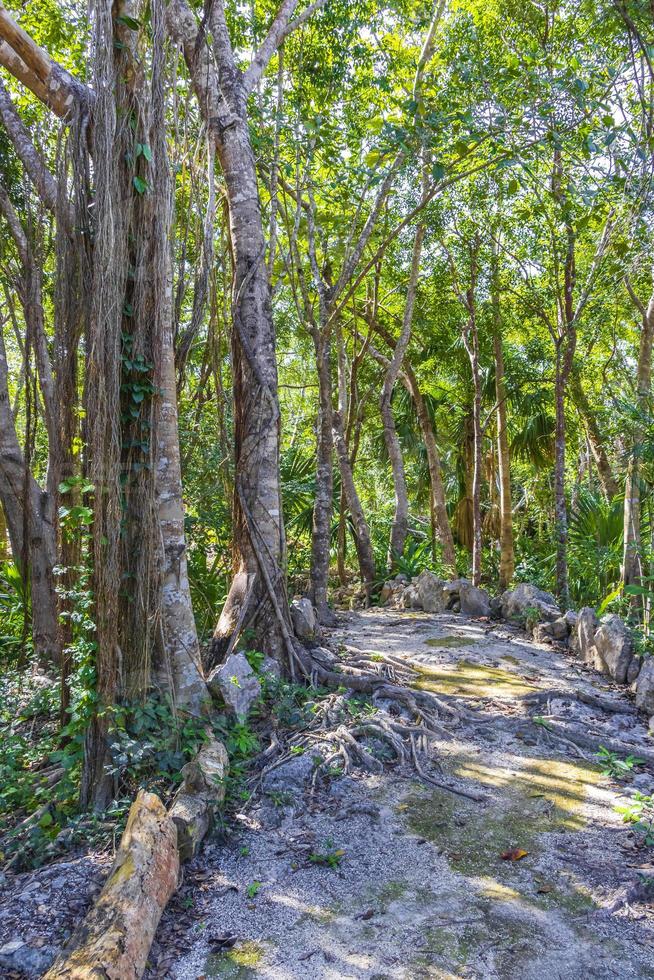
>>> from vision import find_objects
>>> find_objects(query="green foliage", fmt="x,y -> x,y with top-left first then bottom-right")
0,561 -> 28,660
596,747 -> 644,780
616,793 -> 654,847
308,838 -> 345,868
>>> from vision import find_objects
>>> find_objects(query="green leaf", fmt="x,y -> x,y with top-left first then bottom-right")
116,14 -> 141,30
133,175 -> 148,195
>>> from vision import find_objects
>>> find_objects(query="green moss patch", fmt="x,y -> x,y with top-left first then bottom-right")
204,941 -> 264,978
413,657 -> 536,699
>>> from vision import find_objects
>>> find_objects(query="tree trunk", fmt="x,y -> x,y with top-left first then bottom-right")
308,326 -> 335,622
569,369 -> 618,501
332,410 -> 376,598
553,348 -> 570,608
0,327 -> 59,663
470,362 -> 483,587
491,267 -> 514,590
210,100 -> 290,665
623,286 -> 654,609
380,225 -> 424,568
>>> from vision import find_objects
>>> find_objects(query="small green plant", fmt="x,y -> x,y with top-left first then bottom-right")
308,837 -> 345,868
523,604 -> 541,633
616,792 -> 654,846
597,746 -> 644,780
246,880 -> 262,898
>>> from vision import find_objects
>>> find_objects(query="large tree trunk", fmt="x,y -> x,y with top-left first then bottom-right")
209,101 -> 290,666
308,326 -> 335,622
491,264 -> 514,590
380,225 -> 424,568
623,285 -> 654,610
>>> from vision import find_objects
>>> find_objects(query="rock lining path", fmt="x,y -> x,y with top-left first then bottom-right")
150,609 -> 654,979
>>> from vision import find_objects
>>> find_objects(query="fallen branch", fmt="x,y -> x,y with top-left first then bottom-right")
44,735 -> 229,979
43,791 -> 179,980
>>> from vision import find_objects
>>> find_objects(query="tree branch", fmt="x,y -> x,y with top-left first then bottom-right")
0,77 -> 60,214
0,3 -> 91,120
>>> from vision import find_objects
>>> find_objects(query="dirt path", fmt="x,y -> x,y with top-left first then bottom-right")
149,609 -> 654,979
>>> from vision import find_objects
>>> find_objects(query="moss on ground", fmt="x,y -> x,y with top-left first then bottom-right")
413,657 -> 535,699
204,941 -> 264,978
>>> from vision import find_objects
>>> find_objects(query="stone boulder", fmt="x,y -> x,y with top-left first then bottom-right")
533,617 -> 569,644
570,606 -> 599,662
400,584 -> 421,609
261,752 -> 321,797
459,582 -> 491,618
414,570 -> 447,613
501,583 -> 561,624
208,651 -> 261,718
594,615 -> 635,685
0,940 -> 55,977
635,657 -> 654,714
380,578 -> 407,607
290,597 -> 318,640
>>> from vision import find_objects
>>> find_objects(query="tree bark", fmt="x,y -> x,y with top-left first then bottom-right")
569,368 -> 618,501
43,791 -> 179,980
332,409 -> 376,598
491,257 -> 514,589
308,325 -> 335,622
623,280 -> 654,611
169,0 -> 293,670
380,225 -> 424,568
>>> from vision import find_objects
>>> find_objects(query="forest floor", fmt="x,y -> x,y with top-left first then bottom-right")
2,609 -> 654,978
149,609 -> 654,980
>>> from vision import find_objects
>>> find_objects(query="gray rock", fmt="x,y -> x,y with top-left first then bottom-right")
627,657 -> 642,685
380,580 -> 405,606
489,595 -> 503,620
290,597 -> 318,640
208,652 -> 262,718
635,657 -> 654,714
259,655 -> 281,681
0,940 -> 56,977
631,773 -> 654,793
563,609 -> 578,630
414,570 -> 447,613
533,617 -> 569,643
456,581 -> 489,616
500,583 -> 561,624
571,606 -> 599,664
328,775 -> 359,800
262,752 -> 320,796
399,584 -> 420,609
594,615 -> 634,684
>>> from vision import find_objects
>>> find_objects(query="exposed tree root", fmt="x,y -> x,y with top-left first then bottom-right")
523,688 -> 638,716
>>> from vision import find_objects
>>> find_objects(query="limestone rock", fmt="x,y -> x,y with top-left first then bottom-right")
400,584 -> 420,609
290,597 -> 318,640
501,583 -> 561,624
594,615 -> 634,685
635,657 -> 654,714
260,655 -> 281,681
380,580 -> 406,607
262,752 -> 320,796
0,940 -> 55,977
534,617 -> 569,644
570,606 -> 599,663
459,582 -> 491,618
414,570 -> 447,613
207,652 -> 261,718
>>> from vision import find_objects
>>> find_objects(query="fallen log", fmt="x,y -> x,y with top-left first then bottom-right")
43,790 -> 179,980
44,735 -> 229,979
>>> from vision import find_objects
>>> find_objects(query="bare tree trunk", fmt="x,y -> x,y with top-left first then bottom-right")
308,326 -> 335,622
332,410 -> 376,598
491,258 -> 514,589
469,355 -> 483,587
0,499 -> 8,560
553,347 -> 569,607
623,280 -> 654,612
569,368 -> 617,501
380,225 -> 424,568
0,327 -> 59,662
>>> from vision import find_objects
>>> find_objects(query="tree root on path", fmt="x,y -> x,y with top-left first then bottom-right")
523,688 -> 639,716
530,718 -> 654,766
